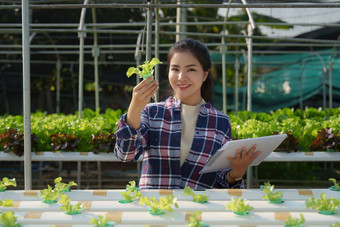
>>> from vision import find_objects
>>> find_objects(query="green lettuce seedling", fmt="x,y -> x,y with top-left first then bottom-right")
186,211 -> 209,227
0,177 -> 17,191
262,185 -> 283,202
54,177 -> 77,192
260,181 -> 272,191
126,57 -> 162,79
330,223 -> 340,227
283,213 -> 305,227
37,185 -> 62,203
183,187 -> 209,203
225,197 -> 253,214
58,194 -> 85,215
0,211 -> 21,227
89,214 -> 114,227
305,193 -> 340,213
125,181 -> 139,192
329,178 -> 340,190
0,199 -> 13,207
139,195 -> 179,215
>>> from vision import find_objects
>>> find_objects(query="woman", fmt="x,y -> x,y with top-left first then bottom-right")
114,38 -> 260,189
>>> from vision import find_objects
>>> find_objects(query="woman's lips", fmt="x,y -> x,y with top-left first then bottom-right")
178,84 -> 191,90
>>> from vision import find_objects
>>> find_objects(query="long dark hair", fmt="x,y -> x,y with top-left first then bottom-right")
167,38 -> 213,103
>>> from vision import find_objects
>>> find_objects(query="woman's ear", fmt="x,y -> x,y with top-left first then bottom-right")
203,71 -> 209,81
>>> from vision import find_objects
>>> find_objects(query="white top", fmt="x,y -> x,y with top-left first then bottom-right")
180,99 -> 205,166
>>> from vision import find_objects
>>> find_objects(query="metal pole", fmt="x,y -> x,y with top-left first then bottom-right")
135,31 -> 143,85
234,56 -> 239,112
22,0 -> 32,190
146,0 -> 152,61
154,0 -> 160,101
78,0 -> 89,118
221,44 -> 227,113
92,5 -> 100,111
176,0 -> 187,41
328,62 -> 333,108
247,24 -> 253,112
56,59 -> 61,113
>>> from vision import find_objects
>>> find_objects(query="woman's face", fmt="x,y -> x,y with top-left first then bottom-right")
168,51 -> 208,106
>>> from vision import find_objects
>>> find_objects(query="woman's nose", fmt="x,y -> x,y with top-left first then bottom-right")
178,71 -> 186,80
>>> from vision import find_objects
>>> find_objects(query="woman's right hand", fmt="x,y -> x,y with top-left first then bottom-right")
126,76 -> 159,129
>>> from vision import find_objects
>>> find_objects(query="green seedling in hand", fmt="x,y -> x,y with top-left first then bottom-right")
0,178 -> 16,191
183,187 -> 209,203
126,57 -> 162,79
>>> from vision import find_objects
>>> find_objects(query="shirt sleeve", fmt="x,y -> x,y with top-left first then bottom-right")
216,169 -> 244,188
114,110 -> 150,162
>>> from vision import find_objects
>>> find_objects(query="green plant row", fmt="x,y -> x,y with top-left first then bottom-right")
0,108 -> 122,153
0,107 -> 339,154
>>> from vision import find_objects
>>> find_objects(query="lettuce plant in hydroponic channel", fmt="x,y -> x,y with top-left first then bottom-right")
283,213 -> 305,227
89,132 -> 116,154
305,193 -> 340,215
262,184 -> 284,203
36,185 -> 62,204
54,177 -> 77,192
186,211 -> 209,227
183,186 -> 209,203
0,199 -> 13,208
0,129 -> 39,157
329,178 -> 340,191
0,211 -> 21,227
58,194 -> 85,215
225,197 -> 253,215
139,194 -> 179,215
0,177 -> 16,192
89,214 -> 115,227
50,132 -> 80,152
310,127 -> 340,152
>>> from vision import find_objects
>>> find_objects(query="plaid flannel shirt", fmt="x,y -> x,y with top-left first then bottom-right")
114,96 -> 244,189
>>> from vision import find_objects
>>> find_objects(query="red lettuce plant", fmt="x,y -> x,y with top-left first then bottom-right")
0,129 -> 39,157
310,128 -> 340,152
50,132 -> 80,152
89,132 -> 116,154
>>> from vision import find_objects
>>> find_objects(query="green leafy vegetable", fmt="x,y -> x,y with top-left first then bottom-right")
89,132 -> 116,154
0,199 -> 13,207
305,193 -> 340,212
89,214 -> 113,227
126,57 -> 162,78
0,211 -> 21,227
139,195 -> 179,214
58,194 -> 85,214
186,211 -> 209,227
54,177 -> 77,192
120,181 -> 142,203
183,187 -> 209,203
50,132 -> 80,152
310,128 -> 340,151
330,223 -> 340,227
0,177 -> 17,191
225,197 -> 253,213
329,178 -> 340,190
0,129 -> 39,157
283,213 -> 305,226
262,184 -> 283,202
37,185 -> 62,202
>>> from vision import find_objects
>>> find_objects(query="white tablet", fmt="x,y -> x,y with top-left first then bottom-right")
199,133 -> 287,174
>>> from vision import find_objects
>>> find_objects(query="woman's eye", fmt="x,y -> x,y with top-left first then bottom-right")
171,68 -> 179,72
188,68 -> 196,72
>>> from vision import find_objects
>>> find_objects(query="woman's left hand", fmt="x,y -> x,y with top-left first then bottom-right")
226,144 -> 261,179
